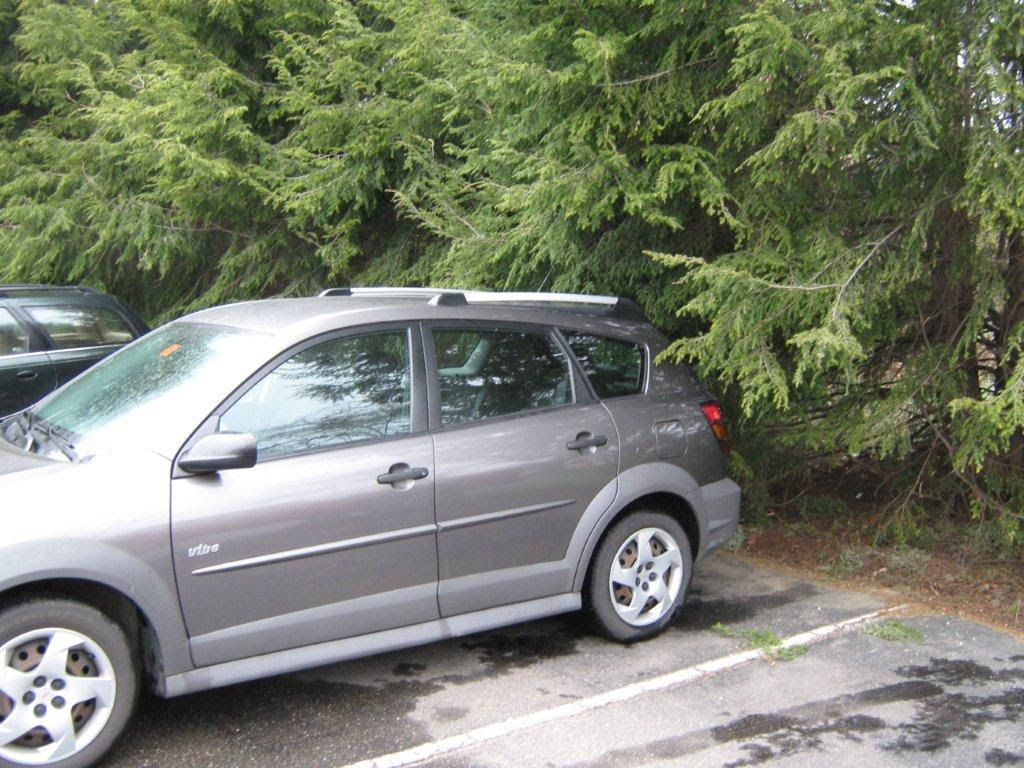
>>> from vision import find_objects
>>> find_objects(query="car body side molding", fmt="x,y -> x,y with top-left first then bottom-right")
435,498 -> 576,532
190,523 -> 439,577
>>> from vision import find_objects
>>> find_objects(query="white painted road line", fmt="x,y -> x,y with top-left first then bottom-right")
339,605 -> 907,768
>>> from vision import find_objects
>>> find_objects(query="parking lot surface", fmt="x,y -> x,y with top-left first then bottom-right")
107,555 -> 1023,768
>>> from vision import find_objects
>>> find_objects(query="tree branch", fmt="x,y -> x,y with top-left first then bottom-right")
830,222 -> 906,321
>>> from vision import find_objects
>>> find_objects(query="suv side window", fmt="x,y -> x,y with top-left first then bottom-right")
562,330 -> 645,399
432,327 -> 572,426
219,329 -> 412,459
26,305 -> 135,349
0,308 -> 30,356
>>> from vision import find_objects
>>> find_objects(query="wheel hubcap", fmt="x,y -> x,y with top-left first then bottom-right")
608,527 -> 685,627
0,629 -> 116,765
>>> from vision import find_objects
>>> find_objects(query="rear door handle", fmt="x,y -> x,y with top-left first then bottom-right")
567,434 -> 608,451
15,370 -> 38,381
377,466 -> 430,485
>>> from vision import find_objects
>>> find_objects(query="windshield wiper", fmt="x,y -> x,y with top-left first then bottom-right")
42,424 -> 79,462
18,410 -> 79,462
0,416 -> 20,447
12,410 -> 36,452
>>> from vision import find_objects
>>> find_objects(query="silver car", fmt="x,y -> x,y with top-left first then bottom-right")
0,289 -> 740,768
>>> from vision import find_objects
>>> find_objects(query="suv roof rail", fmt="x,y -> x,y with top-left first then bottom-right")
0,284 -> 100,298
318,287 -> 649,323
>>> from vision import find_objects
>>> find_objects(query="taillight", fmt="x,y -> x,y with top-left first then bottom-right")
700,400 -> 731,455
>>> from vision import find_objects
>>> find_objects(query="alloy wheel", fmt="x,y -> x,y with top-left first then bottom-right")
607,527 -> 685,627
0,628 -> 116,765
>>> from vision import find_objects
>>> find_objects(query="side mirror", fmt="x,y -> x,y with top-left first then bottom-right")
179,432 -> 257,475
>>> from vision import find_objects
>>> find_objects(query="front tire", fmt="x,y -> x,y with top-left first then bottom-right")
0,598 -> 138,768
585,511 -> 693,642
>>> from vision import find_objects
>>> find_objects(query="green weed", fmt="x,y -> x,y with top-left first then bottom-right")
865,620 -> 924,644
824,546 -> 864,577
711,623 -> 808,661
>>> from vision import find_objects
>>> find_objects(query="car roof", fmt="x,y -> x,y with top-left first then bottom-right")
184,291 -> 662,346
0,285 -> 111,303
0,284 -> 151,338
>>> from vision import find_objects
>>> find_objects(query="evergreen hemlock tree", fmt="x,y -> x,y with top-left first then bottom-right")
668,0 -> 1024,541
0,0 -> 335,319
0,0 -> 1021,543
268,0 -> 739,327
0,0 -> 737,327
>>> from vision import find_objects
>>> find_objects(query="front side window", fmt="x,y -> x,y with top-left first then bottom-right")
27,305 -> 134,349
432,327 -> 572,426
562,331 -> 645,398
220,330 -> 412,459
0,309 -> 30,356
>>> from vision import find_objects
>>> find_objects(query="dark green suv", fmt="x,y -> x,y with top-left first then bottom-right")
0,285 -> 148,417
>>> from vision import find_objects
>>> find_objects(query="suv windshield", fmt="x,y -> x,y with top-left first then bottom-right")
22,322 -> 268,458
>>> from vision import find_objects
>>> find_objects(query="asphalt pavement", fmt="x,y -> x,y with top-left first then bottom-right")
106,554 -> 1024,768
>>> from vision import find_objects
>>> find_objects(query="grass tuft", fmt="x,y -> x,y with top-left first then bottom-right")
865,620 -> 924,644
824,546 -> 864,577
711,623 -> 807,661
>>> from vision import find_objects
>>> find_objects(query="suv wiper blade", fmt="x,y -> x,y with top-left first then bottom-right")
42,424 -> 78,462
11,410 -> 35,452
21,412 -> 79,462
0,415 -> 20,447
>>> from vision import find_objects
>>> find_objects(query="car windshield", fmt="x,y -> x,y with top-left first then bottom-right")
25,322 -> 269,458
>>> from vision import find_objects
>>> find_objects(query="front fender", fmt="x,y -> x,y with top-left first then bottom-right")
0,539 -> 193,685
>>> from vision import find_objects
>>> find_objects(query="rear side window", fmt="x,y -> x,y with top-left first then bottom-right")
219,330 -> 412,459
432,328 -> 572,426
27,305 -> 135,349
562,331 -> 645,398
0,308 -> 30,356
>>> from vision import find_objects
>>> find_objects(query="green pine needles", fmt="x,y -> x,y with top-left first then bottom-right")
0,0 -> 1021,543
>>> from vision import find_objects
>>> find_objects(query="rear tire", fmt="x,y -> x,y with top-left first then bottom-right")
585,511 -> 693,642
0,598 -> 138,768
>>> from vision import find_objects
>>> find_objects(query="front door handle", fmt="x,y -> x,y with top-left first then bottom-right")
567,434 -> 608,451
377,465 -> 430,486
15,370 -> 38,381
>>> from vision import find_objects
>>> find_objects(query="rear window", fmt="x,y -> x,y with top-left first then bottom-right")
27,305 -> 135,349
562,331 -> 645,398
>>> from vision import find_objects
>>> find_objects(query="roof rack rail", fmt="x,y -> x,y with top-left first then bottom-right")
0,284 -> 98,298
318,287 -> 649,323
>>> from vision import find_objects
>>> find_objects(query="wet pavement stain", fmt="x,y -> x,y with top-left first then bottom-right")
107,616 -> 594,767
567,681 -> 942,768
674,583 -> 821,632
987,747 -> 1024,765
433,705 -> 470,723
458,619 -> 585,673
722,715 -> 889,767
393,661 -> 428,677
712,682 -> 944,767
108,675 -> 446,768
896,657 -> 1024,687
714,659 -> 1024,765
882,658 -> 1024,753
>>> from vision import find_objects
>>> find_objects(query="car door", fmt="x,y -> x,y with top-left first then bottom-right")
0,306 -> 56,416
170,324 -> 439,667
426,322 -> 619,616
21,303 -> 137,386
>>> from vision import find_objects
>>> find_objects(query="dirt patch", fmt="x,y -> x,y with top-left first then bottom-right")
731,516 -> 1024,638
